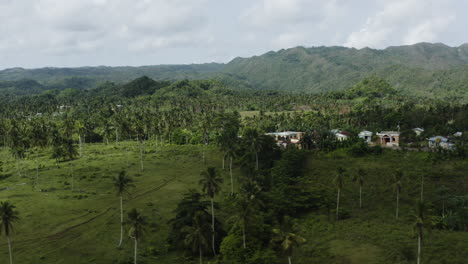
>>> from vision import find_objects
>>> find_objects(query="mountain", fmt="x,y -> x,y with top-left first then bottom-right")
1,43 -> 468,100
222,43 -> 468,98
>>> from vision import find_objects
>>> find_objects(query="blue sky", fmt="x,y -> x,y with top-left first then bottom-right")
0,0 -> 466,69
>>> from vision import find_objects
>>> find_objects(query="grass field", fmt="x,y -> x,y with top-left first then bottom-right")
0,142 -> 233,264
0,143 -> 466,264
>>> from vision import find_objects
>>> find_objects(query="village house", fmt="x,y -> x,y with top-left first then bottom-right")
427,136 -> 455,150
331,129 -> 351,141
376,131 -> 400,147
266,131 -> 304,148
413,128 -> 425,136
453,132 -> 463,137
358,130 -> 373,143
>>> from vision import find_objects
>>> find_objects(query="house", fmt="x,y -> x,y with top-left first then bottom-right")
427,136 -> 455,150
331,129 -> 350,141
376,131 -> 400,147
413,128 -> 425,136
358,131 -> 373,143
453,132 -> 463,137
266,131 -> 304,147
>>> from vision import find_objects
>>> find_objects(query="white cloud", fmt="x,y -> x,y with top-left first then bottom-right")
0,0 -> 466,69
344,0 -> 459,48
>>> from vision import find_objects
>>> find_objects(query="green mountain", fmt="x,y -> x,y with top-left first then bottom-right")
1,43 -> 468,100
222,43 -> 468,99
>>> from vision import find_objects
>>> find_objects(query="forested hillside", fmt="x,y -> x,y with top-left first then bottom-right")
1,43 -> 468,100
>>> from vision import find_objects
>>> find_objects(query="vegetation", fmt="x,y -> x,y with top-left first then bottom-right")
0,60 -> 467,263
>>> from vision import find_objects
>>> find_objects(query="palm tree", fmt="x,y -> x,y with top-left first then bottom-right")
230,197 -> 254,249
113,171 -> 135,248
225,146 -> 237,196
242,128 -> 263,170
353,168 -> 366,209
334,167 -> 345,220
394,169 -> 404,219
0,201 -> 20,264
127,208 -> 147,264
199,167 -> 223,255
412,200 -> 431,264
272,220 -> 306,264
183,212 -> 211,264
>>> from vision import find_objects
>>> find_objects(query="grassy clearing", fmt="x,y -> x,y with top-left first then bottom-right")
0,145 -> 466,263
0,142 -> 237,264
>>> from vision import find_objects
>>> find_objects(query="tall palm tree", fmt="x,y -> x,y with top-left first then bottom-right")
183,212 -> 211,264
113,171 -> 135,248
334,167 -> 345,220
225,146 -> 237,196
230,197 -> 254,249
394,169 -> 404,219
242,128 -> 263,170
127,208 -> 147,264
0,201 -> 19,264
353,168 -> 366,209
412,200 -> 431,264
272,220 -> 306,264
199,167 -> 223,255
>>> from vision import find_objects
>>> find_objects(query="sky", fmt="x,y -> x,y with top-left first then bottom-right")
0,0 -> 467,69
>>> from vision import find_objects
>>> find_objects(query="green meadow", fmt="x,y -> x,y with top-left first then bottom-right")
0,142 -> 466,264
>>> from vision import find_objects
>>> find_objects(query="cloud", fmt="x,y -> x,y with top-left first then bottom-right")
0,0 -> 466,69
344,0 -> 459,48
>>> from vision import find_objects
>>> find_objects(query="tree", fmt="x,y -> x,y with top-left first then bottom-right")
199,167 -> 223,255
183,212 -> 211,264
0,201 -> 19,264
225,146 -> 237,196
127,208 -> 147,264
113,171 -> 135,248
394,169 -> 404,219
272,218 -> 306,264
230,197 -> 255,249
242,128 -> 264,170
334,167 -> 345,220
353,168 -> 366,208
412,200 -> 431,264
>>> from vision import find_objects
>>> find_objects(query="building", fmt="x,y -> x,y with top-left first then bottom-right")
376,131 -> 400,147
266,131 -> 304,147
427,136 -> 455,150
331,129 -> 351,141
358,131 -> 373,143
413,128 -> 425,136
453,132 -> 463,137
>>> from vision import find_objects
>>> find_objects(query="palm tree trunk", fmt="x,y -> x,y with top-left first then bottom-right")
36,159 -> 39,188
242,225 -> 246,249
420,175 -> 424,201
336,189 -> 340,220
417,233 -> 421,264
7,235 -> 13,264
230,157 -> 234,196
255,152 -> 259,170
211,198 -> 216,255
79,134 -> 83,157
199,245 -> 203,264
359,185 -> 362,209
118,195 -> 123,247
70,163 -> 74,192
139,141 -> 144,172
134,238 -> 138,264
15,153 -> 21,177
396,189 -> 399,219
288,256 -> 292,264
222,153 -> 225,169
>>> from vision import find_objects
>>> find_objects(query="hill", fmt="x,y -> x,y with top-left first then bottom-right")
1,43 -> 468,100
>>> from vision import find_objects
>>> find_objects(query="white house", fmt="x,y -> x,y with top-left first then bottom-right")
453,132 -> 463,137
331,129 -> 351,141
427,136 -> 455,150
266,131 -> 304,147
358,131 -> 373,143
413,128 -> 425,136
